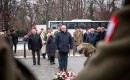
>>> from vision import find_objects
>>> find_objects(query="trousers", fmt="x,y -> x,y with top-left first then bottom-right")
59,52 -> 68,71
32,50 -> 40,64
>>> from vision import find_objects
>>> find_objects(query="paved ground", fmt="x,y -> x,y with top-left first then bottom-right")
18,56 -> 86,80
14,42 -> 87,80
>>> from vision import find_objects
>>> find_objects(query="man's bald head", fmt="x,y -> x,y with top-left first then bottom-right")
61,25 -> 67,32
101,27 -> 105,32
97,27 -> 101,32
61,25 -> 66,28
90,28 -> 95,34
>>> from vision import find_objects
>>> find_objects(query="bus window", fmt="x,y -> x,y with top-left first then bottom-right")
92,22 -> 100,29
78,22 -> 92,29
52,27 -> 56,29
66,22 -> 77,29
50,22 -> 62,29
78,22 -> 85,29
62,22 -> 67,26
101,22 -> 109,29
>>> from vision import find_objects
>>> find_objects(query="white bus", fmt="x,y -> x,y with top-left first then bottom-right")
48,19 -> 109,37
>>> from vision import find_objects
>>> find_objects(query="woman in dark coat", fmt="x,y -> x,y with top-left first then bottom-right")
46,34 -> 56,65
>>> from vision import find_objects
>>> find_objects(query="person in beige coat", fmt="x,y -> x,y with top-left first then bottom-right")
40,30 -> 46,59
73,27 -> 83,52
74,0 -> 130,80
73,27 -> 83,46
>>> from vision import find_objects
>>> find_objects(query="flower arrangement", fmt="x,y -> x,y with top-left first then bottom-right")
53,70 -> 75,80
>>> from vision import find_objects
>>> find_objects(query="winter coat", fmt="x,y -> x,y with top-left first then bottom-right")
87,33 -> 97,46
95,32 -> 101,42
11,33 -> 18,45
96,31 -> 106,42
83,32 -> 88,42
100,31 -> 106,40
40,32 -> 46,53
55,31 -> 73,53
73,31 -> 83,46
46,36 -> 56,57
54,31 -> 60,37
28,34 -> 42,51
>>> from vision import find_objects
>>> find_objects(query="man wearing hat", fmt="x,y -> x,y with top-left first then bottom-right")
74,0 -> 130,80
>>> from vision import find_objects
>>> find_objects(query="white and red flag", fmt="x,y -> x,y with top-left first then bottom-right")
105,16 -> 119,44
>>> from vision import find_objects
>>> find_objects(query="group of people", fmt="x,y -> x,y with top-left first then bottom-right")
73,27 -> 106,53
27,25 -> 106,71
0,29 -> 18,54
0,0 -> 130,79
0,25 -> 106,71
27,25 -> 73,71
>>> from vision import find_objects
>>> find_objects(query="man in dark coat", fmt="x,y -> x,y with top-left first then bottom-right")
74,0 -> 130,80
87,28 -> 97,46
28,29 -> 42,65
83,28 -> 90,42
55,25 -> 73,71
100,27 -> 106,40
95,27 -> 106,42
95,27 -> 101,42
11,30 -> 18,53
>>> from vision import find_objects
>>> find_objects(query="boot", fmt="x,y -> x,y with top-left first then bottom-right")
42,53 -> 46,59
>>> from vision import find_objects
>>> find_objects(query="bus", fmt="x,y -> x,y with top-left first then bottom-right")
48,19 -> 109,37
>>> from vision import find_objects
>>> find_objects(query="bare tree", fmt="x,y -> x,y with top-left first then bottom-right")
0,0 -> 122,32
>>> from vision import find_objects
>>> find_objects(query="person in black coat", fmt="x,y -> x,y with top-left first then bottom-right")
83,28 -> 90,42
100,27 -> 106,40
55,25 -> 73,71
46,34 -> 56,65
87,28 -> 97,46
28,29 -> 42,65
95,27 -> 106,45
11,30 -> 18,53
